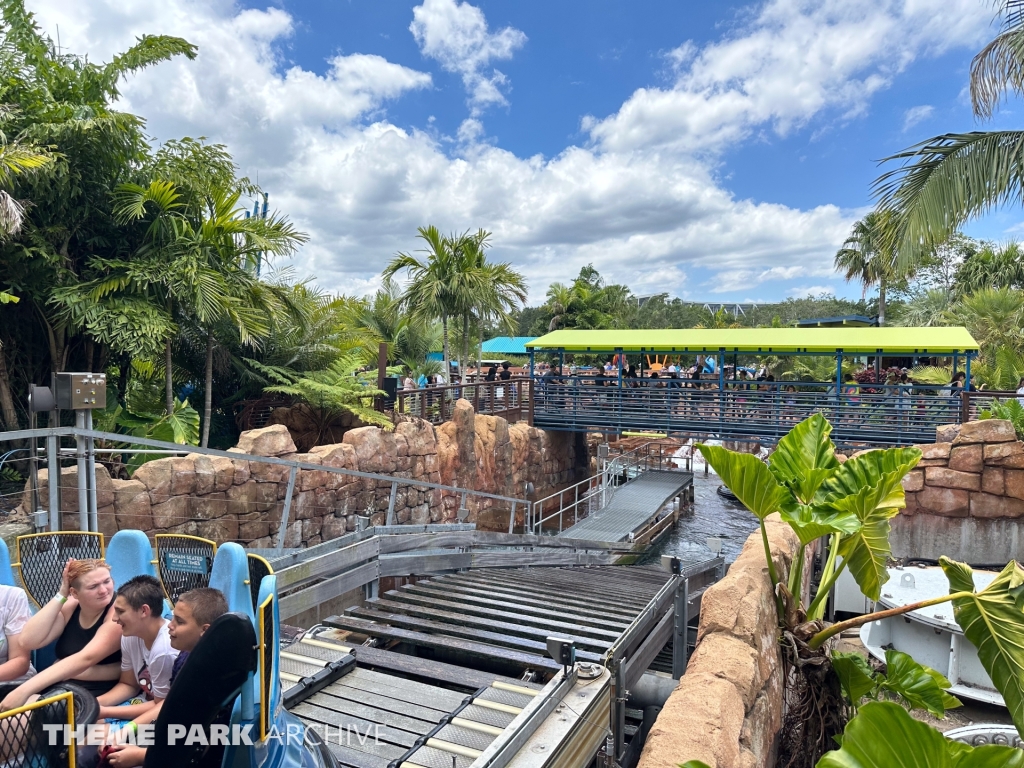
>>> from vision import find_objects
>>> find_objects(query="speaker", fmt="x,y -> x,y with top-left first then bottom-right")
381,377 -> 398,407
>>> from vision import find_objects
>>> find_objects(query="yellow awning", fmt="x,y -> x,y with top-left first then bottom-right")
525,327 -> 979,355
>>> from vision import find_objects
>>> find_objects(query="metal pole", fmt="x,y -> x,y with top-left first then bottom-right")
275,465 -> 298,554
47,429 -> 59,532
28,395 -> 39,530
75,411 -> 88,531
85,409 -> 98,534
386,481 -> 398,526
49,373 -> 59,531
508,501 -> 516,534
672,574 -> 690,679
718,348 -> 725,431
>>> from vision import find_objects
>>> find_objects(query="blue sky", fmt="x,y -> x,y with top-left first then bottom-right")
32,0 -> 1022,303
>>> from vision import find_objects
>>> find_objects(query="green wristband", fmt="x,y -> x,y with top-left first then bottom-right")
52,593 -> 67,604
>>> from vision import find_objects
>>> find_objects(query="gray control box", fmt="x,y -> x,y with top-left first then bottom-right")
55,372 -> 107,410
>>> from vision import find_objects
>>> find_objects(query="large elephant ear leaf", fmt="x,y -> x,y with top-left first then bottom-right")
941,557 -> 1024,737
880,649 -> 961,717
696,444 -> 789,520
822,449 -> 920,602
819,446 -> 921,504
779,502 -> 861,547
769,413 -> 839,502
817,700 -> 1024,768
832,651 -> 877,707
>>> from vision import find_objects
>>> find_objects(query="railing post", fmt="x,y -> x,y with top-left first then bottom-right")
528,379 -> 534,426
276,464 -> 298,554
386,481 -> 398,526
960,390 -> 969,424
474,381 -> 480,414
508,501 -> 516,534
75,411 -> 88,531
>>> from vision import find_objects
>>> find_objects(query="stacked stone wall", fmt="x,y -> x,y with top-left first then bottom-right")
17,399 -> 581,547
894,418 -> 1024,562
639,518 -> 801,768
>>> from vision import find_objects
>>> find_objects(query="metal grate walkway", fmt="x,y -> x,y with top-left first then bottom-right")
558,470 -> 692,542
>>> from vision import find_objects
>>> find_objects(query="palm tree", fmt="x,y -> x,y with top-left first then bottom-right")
875,1 -> 1024,264
834,211 -> 897,324
384,226 -> 461,376
899,288 -> 954,327
945,286 -> 1024,351
953,241 -> 1024,296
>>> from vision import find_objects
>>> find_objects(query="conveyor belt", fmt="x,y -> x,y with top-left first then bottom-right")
326,566 -> 673,676
280,632 -> 544,768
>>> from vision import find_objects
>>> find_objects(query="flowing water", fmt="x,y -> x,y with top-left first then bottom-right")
641,470 -> 761,566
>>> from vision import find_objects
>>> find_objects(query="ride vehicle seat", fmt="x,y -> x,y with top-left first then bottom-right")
144,613 -> 257,768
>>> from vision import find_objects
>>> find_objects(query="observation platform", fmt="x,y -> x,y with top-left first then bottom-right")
526,327 -> 982,448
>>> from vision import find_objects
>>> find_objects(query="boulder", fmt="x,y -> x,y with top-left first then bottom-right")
190,492 -> 228,520
902,470 -> 924,493
954,419 -> 1016,445
948,444 -> 984,473
918,443 -> 951,461
235,425 -> 297,457
924,467 -> 980,491
915,486 -> 970,517
151,496 -> 190,529
970,493 -> 1024,519
982,468 -> 1006,496
936,424 -> 962,443
983,441 -> 1024,468
195,516 -> 238,542
1005,470 -> 1024,501
26,465 -> 115,513
191,455 -> 234,495
112,479 -> 153,532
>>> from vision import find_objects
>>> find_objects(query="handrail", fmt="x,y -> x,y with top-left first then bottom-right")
394,378 -> 532,425
1,426 -> 529,539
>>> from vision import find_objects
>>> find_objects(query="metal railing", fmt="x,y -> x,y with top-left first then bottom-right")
531,378 -> 965,446
526,440 -> 692,535
961,390 -> 1022,423
396,378 -> 532,425
0,426 -> 530,547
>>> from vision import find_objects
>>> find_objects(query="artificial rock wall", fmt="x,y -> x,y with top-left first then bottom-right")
639,518 -> 801,768
896,418 -> 1024,563
18,399 -> 582,546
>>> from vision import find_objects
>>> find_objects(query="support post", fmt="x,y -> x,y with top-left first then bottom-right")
718,348 -> 725,429
508,501 -> 516,534
85,409 -> 98,533
386,481 -> 398,526
527,378 -> 534,426
75,410 -> 88,531
47,430 -> 59,531
672,574 -> 690,679
275,465 -> 298,554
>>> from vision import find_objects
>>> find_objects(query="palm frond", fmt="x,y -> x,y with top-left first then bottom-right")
971,1 -> 1024,117
874,131 -> 1024,267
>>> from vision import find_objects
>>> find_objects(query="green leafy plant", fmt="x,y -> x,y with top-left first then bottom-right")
832,648 -> 960,717
979,397 -> 1024,440
250,351 -> 392,446
693,414 -> 1024,767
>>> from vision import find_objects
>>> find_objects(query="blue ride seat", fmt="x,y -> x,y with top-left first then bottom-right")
210,543 -> 255,624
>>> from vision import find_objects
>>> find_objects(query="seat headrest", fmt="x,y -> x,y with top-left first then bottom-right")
145,613 -> 258,768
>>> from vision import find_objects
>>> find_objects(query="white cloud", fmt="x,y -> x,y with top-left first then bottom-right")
902,104 -> 934,131
410,0 -> 526,115
585,0 -> 991,154
787,285 -> 837,298
22,0 -> 993,303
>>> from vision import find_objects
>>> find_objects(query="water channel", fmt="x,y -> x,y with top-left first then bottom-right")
641,470 -> 760,566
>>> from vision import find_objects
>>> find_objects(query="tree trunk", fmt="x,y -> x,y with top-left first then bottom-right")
462,315 -> 470,379
0,342 -> 19,431
441,315 -> 449,381
201,331 -> 213,448
878,278 -> 886,326
165,336 -> 174,416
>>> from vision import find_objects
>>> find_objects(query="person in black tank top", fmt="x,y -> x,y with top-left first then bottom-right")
0,559 -> 123,711
54,597 -> 122,695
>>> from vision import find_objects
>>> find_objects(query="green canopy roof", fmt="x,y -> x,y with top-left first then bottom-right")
526,327 -> 980,355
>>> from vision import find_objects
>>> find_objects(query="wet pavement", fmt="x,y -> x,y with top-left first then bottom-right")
641,470 -> 761,566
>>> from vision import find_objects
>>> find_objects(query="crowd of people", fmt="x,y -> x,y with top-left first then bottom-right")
532,358 -> 973,428
0,558 -> 231,768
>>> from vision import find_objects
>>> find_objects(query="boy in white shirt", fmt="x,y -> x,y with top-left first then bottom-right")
99,575 -> 177,728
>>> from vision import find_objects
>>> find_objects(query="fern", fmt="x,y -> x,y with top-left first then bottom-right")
980,398 -> 1024,439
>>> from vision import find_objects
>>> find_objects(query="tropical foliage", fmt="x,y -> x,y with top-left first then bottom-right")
695,415 -> 1024,768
